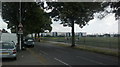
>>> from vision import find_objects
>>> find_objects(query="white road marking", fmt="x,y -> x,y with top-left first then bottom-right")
54,58 -> 72,67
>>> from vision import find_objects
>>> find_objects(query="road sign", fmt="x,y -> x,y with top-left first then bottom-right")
18,31 -> 23,34
18,28 -> 23,34
18,23 -> 23,28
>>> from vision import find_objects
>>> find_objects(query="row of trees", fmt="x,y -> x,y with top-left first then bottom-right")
2,2 -> 120,47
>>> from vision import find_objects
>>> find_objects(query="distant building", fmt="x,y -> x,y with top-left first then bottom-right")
76,32 -> 87,37
42,33 -> 52,37
104,34 -> 110,37
65,32 -> 71,37
40,32 -> 87,37
52,32 -> 58,37
57,32 -> 66,37
110,34 -> 114,37
40,33 -> 45,37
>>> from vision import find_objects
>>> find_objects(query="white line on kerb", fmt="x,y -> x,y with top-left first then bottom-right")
54,58 -> 72,67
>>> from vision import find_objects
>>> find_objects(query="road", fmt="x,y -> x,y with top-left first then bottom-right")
2,42 -> 118,67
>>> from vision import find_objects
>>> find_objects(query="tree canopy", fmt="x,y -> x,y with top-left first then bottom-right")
40,2 -> 120,27
40,2 -> 106,28
95,2 -> 120,20
2,2 -> 52,35
1,29 -> 8,33
110,2 -> 120,20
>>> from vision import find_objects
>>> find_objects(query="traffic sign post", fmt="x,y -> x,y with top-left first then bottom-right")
18,28 -> 23,35
18,22 -> 23,28
18,23 -> 23,50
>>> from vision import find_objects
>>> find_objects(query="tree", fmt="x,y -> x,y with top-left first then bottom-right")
40,2 -> 106,47
2,2 -> 52,36
94,2 -> 120,20
110,2 -> 120,20
2,29 -> 8,33
2,2 -> 52,49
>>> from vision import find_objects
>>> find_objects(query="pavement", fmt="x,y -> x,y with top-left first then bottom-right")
1,42 -> 118,67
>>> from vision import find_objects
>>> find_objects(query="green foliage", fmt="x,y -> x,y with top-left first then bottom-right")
2,2 -> 19,29
110,2 -> 120,20
41,2 -> 105,28
1,29 -> 8,33
41,2 -> 120,26
93,2 -> 120,20
2,2 -> 52,35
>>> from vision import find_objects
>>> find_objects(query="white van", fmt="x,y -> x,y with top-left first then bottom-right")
0,33 -> 18,45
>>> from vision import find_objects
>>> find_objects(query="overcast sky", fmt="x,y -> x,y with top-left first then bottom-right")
51,13 -> 118,34
0,15 -> 10,32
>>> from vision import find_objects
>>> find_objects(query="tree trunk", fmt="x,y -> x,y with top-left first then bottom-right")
38,33 -> 40,38
37,32 -> 40,42
31,34 -> 33,38
71,22 -> 75,47
35,33 -> 37,40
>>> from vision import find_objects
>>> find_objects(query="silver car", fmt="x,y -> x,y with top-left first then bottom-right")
0,41 -> 17,60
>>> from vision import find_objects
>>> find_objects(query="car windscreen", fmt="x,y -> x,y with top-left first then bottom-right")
0,42 -> 14,49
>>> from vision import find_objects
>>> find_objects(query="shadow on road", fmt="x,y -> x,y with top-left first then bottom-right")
2,58 -> 16,62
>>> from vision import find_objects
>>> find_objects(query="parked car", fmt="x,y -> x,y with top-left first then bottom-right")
24,38 -> 35,48
0,41 -> 17,60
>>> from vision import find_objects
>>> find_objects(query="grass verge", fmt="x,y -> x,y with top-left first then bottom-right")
74,45 -> 119,57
